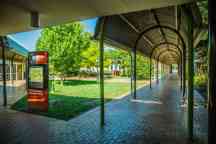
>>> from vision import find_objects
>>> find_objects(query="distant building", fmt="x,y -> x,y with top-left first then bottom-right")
0,36 -> 28,82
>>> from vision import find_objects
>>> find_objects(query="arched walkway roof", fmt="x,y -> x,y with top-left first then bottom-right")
0,0 -> 202,64
0,0 -> 193,35
94,3 -> 202,64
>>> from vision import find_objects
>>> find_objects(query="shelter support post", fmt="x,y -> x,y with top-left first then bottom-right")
156,61 -> 159,84
187,12 -> 194,141
178,64 -> 180,77
0,36 -> 7,107
132,46 -> 137,99
149,58 -> 152,88
169,65 -> 172,73
183,53 -> 186,98
99,17 -> 106,126
11,55 -> 15,85
130,52 -> 134,98
180,62 -> 183,90
208,0 -> 216,143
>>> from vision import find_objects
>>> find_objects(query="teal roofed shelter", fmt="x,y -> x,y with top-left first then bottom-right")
0,36 -> 28,62
0,36 -> 28,81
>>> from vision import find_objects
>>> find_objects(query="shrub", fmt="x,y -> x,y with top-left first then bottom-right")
194,74 -> 207,88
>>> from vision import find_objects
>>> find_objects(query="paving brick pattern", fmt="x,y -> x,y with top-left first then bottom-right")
0,75 -> 207,144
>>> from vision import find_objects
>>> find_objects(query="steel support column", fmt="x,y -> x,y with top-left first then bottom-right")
11,54 -> 15,85
208,0 -> 216,143
99,17 -> 106,126
132,45 -> 137,99
0,36 -> 7,106
130,52 -> 134,98
169,65 -> 172,73
149,58 -> 152,88
183,52 -> 186,98
180,61 -> 183,90
187,12 -> 194,141
156,61 -> 159,84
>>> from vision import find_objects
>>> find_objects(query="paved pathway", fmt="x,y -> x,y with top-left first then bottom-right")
0,82 -> 26,106
0,74 -> 207,144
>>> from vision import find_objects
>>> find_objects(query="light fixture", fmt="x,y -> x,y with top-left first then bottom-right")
30,11 -> 40,28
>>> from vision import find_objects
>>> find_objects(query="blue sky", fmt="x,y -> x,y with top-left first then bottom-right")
9,18 -> 98,51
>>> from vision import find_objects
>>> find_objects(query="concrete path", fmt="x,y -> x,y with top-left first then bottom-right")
0,82 -> 26,106
0,74 -> 207,144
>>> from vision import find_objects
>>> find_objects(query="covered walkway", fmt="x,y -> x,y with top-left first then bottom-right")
0,74 -> 207,144
0,0 -> 213,143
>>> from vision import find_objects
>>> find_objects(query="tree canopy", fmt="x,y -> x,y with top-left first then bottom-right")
197,0 -> 208,24
37,22 -> 152,80
36,22 -> 91,76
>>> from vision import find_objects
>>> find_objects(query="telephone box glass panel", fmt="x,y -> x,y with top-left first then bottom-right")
29,66 -> 44,89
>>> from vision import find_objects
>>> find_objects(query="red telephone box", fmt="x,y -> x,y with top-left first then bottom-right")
27,51 -> 49,111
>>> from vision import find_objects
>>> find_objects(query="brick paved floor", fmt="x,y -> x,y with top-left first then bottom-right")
0,74 -> 207,144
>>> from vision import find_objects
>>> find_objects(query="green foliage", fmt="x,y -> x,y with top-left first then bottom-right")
105,48 -> 131,76
136,55 -> 151,80
194,73 -> 207,99
104,48 -> 151,79
197,0 -> 208,24
36,22 -> 151,79
36,22 -> 91,76
194,74 -> 207,88
80,41 -> 99,71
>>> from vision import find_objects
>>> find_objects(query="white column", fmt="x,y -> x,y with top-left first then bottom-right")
15,64 -> 18,80
10,60 -> 13,82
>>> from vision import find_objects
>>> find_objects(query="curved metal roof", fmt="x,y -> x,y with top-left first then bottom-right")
94,3 -> 202,64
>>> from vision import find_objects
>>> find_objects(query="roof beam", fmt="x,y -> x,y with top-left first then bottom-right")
151,10 -> 167,43
151,9 -> 176,59
119,14 -> 154,47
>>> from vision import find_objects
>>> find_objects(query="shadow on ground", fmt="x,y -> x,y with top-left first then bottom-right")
11,94 -> 112,120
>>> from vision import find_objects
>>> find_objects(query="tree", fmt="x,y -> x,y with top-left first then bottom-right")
80,41 -> 99,72
104,48 -> 151,79
197,0 -> 208,24
136,54 -> 151,79
36,22 -> 91,81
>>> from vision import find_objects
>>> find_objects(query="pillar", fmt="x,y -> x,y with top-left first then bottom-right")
149,58 -> 152,88
208,0 -> 216,143
177,63 -> 182,89
0,36 -> 7,106
156,61 -> 159,84
132,44 -> 137,99
99,17 -> 106,126
169,64 -> 172,73
11,55 -> 15,84
15,64 -> 18,80
187,11 -> 194,141
10,60 -> 14,83
130,52 -> 133,97
183,52 -> 186,98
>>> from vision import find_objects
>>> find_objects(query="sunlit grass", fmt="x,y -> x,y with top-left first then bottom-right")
12,79 -> 146,120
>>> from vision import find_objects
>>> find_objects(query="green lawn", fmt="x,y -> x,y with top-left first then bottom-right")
12,79 -> 145,120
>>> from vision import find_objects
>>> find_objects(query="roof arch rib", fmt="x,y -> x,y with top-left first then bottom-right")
158,51 -> 180,64
134,25 -> 186,64
150,42 -> 182,60
157,49 -> 180,62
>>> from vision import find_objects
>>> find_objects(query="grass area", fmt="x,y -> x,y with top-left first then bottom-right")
12,79 -> 146,120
